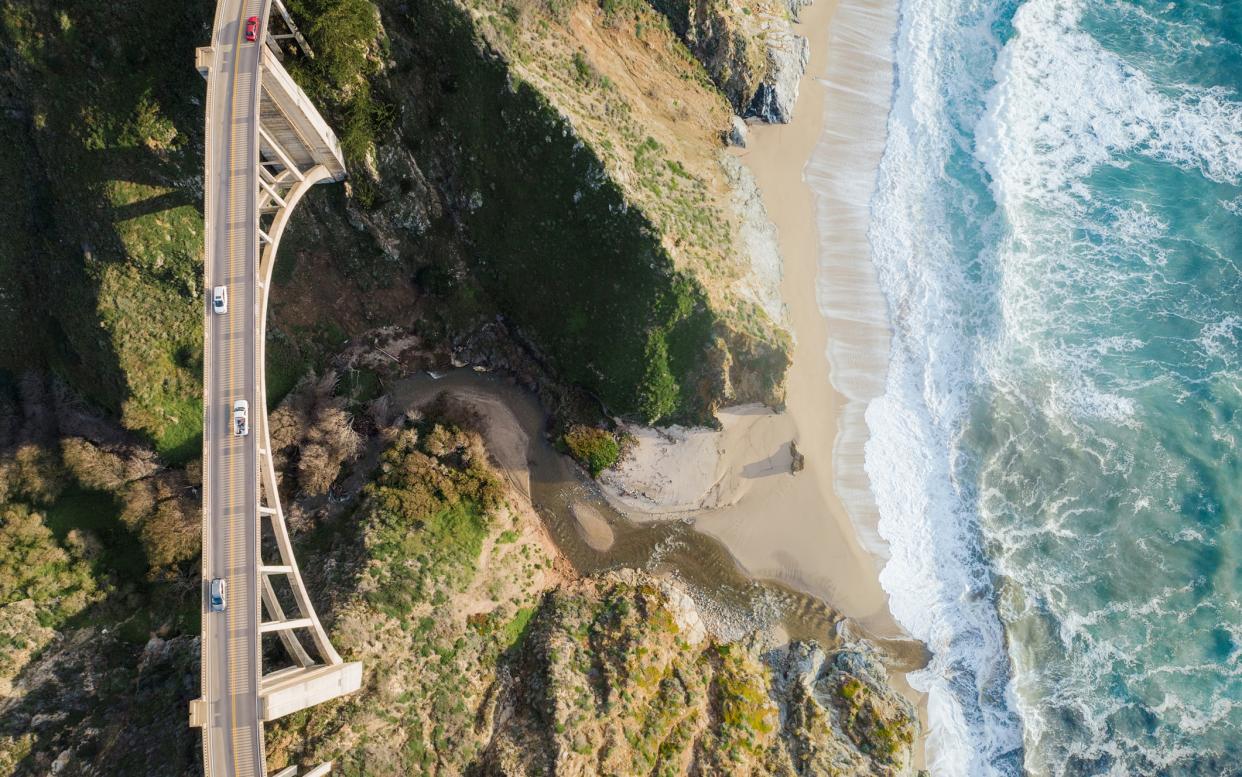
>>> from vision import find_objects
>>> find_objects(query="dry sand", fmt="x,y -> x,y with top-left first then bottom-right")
600,0 -> 927,755
601,0 -> 899,638
599,404 -> 797,514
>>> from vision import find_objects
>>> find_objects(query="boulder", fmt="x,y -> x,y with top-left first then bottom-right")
728,114 -> 749,147
745,25 -> 810,124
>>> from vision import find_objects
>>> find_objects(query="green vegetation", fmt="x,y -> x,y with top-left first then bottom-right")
638,331 -> 682,422
500,605 -> 537,649
0,0 -> 209,458
362,424 -> 503,615
708,643 -> 778,761
395,0 -> 721,422
339,366 -> 383,409
284,0 -> 390,203
0,448 -> 200,774
267,419 -> 540,774
832,671 -> 917,764
562,424 -> 621,476
43,486 -> 147,584
0,503 -> 99,628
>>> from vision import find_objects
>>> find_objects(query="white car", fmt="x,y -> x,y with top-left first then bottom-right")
212,285 -> 228,314
233,399 -> 249,437
209,578 -> 227,612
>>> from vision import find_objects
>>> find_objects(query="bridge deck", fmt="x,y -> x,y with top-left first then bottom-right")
198,3 -> 351,777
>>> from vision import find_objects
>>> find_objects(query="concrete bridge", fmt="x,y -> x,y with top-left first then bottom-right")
189,2 -> 359,776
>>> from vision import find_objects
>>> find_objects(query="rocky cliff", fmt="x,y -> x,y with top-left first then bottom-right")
265,417 -> 921,777
330,0 -> 794,424
649,0 -> 813,123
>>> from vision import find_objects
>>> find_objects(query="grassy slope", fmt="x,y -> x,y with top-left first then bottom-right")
0,0 -> 209,461
460,0 -> 793,412
356,0 -> 723,423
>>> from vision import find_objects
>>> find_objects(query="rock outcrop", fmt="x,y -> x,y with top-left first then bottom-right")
480,576 -> 922,776
654,0 -> 814,123
0,630 -> 201,776
770,641 -> 922,776
264,419 -> 920,776
746,19 -> 812,123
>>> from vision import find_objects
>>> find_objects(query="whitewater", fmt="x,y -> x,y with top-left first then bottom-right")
841,0 -> 1242,774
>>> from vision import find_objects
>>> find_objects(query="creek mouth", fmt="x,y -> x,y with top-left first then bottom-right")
391,369 -> 927,672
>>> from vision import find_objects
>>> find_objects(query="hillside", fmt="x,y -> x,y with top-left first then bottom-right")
0,2 -> 929,775
0,0 -> 804,440
313,0 -> 797,423
262,417 -> 921,777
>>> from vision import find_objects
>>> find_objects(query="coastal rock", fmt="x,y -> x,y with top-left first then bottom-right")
729,114 -> 750,147
660,580 -> 708,646
655,0 -> 812,123
746,24 -> 811,124
768,641 -> 921,776
723,153 -> 786,326
785,0 -> 814,20
482,575 -> 918,776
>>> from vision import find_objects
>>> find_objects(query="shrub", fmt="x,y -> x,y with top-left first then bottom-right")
563,425 -> 621,477
269,371 -> 363,496
361,426 -> 505,617
636,333 -> 679,424
0,503 -> 98,623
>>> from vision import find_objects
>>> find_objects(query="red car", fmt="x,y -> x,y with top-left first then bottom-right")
245,16 -> 259,42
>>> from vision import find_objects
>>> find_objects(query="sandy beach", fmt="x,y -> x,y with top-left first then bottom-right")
601,0 -> 900,636
599,0 -> 925,754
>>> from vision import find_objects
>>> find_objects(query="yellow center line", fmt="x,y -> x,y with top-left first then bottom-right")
222,3 -> 252,777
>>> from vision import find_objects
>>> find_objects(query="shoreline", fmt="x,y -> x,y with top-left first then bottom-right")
696,0 -> 895,632
601,0 -> 898,634
599,0 -> 926,757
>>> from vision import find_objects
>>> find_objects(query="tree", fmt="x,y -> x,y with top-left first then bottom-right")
636,332 -> 680,424
60,437 -> 157,492
271,371 -> 362,497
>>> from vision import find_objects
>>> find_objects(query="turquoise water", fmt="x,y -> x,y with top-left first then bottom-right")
865,0 -> 1242,774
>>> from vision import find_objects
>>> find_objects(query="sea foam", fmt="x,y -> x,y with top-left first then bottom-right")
860,0 -> 1026,772
863,0 -> 1242,774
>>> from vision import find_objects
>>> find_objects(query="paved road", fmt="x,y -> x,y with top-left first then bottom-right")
202,1 -> 269,775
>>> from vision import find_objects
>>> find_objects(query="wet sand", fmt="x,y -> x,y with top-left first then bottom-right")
599,0 -> 926,757
695,0 -> 899,633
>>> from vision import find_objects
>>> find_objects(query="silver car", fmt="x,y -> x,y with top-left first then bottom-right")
212,285 -> 228,314
233,399 -> 248,437
209,578 -> 227,612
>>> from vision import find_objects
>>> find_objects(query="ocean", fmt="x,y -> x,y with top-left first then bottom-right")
862,0 -> 1242,774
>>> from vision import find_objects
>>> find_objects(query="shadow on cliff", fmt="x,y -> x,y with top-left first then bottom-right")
0,0 -> 213,461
